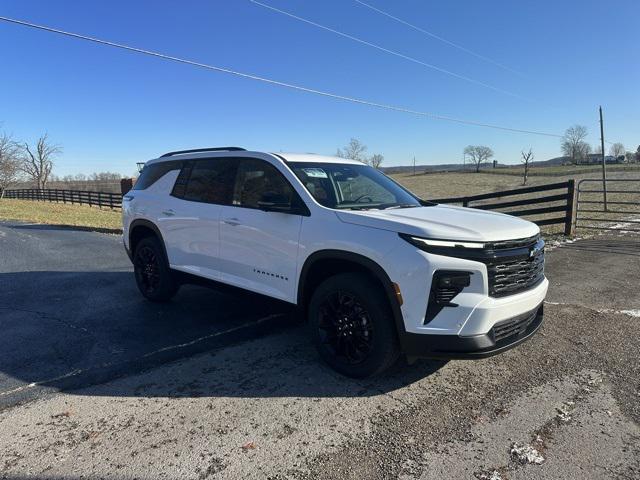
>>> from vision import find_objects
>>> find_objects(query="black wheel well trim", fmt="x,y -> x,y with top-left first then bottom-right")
128,219 -> 169,264
297,249 -> 407,339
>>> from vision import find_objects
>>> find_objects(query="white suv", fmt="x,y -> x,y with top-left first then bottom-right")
123,147 -> 548,377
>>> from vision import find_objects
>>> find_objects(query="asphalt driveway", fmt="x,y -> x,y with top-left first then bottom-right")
0,221 -> 294,409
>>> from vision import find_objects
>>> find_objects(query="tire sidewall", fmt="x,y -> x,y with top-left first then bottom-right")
308,272 -> 400,378
133,236 -> 178,302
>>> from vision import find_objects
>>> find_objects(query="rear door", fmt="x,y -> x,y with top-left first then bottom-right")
218,158 -> 305,302
161,157 -> 238,279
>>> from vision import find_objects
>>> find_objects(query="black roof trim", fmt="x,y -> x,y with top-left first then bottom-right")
160,147 -> 246,158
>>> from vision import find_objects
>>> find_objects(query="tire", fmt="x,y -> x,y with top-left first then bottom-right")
308,272 -> 400,378
133,236 -> 179,302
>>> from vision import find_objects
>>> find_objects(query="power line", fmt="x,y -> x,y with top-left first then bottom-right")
353,0 -> 524,77
0,15 -> 562,138
249,0 -> 531,102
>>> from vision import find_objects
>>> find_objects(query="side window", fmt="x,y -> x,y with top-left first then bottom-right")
133,161 -> 181,190
170,161 -> 193,199
233,159 -> 298,210
178,158 -> 238,204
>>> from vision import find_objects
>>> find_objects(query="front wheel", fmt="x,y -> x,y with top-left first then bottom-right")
308,272 -> 400,378
133,236 -> 179,302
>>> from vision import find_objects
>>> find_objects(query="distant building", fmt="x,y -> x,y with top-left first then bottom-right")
579,154 -> 622,165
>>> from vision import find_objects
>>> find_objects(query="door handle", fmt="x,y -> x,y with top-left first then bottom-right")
162,209 -> 176,217
222,217 -> 241,226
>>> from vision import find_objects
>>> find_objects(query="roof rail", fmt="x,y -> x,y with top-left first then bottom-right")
159,147 -> 246,158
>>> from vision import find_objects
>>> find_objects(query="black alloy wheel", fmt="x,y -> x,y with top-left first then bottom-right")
132,236 -> 179,302
317,291 -> 374,365
134,245 -> 161,295
309,272 -> 400,378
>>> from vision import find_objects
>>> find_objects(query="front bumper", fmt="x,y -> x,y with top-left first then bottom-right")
400,303 -> 544,359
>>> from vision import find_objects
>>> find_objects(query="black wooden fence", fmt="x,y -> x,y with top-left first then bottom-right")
431,180 -> 577,235
2,181 -> 579,234
2,188 -> 122,209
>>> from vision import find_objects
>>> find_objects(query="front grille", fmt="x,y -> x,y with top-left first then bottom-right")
493,307 -> 540,343
487,249 -> 545,297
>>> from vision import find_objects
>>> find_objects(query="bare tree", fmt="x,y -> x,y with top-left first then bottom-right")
579,142 -> 592,160
19,134 -> 61,189
337,138 -> 368,162
336,138 -> 384,168
367,154 -> 384,169
609,142 -> 625,158
463,145 -> 494,173
0,133 -> 21,198
561,125 -> 589,164
521,148 -> 534,185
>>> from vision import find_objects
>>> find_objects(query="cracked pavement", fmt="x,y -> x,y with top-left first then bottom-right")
0,222 -> 639,479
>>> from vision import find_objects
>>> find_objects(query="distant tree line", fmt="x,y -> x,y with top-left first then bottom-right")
561,125 -> 637,164
49,171 -> 123,182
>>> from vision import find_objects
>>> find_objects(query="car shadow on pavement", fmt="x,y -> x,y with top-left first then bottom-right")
0,270 -> 446,405
8,222 -> 122,235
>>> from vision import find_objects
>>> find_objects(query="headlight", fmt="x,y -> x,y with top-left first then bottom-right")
399,233 -> 485,251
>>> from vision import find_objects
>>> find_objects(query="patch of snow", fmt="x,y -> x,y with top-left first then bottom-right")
510,442 -> 545,465
556,401 -> 575,422
544,236 -> 583,251
583,307 -> 640,319
477,470 -> 504,480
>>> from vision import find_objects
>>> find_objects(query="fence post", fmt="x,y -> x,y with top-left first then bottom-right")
120,178 -> 134,195
564,179 -> 577,236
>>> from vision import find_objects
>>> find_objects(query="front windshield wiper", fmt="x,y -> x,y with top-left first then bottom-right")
378,204 -> 420,210
337,203 -> 420,211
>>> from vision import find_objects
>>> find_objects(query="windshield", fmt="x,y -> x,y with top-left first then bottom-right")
289,162 -> 421,210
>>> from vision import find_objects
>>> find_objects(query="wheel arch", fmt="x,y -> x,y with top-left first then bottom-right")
128,219 -> 169,264
297,250 -> 406,338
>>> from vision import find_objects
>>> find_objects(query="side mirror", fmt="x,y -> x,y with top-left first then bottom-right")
257,192 -> 292,212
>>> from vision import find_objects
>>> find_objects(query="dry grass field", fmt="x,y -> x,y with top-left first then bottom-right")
0,199 -> 121,232
391,166 -> 640,234
390,166 -> 640,200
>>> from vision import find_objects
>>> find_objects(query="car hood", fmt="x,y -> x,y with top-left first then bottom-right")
335,205 -> 539,242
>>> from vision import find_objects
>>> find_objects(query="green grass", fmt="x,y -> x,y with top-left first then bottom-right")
0,199 -> 122,232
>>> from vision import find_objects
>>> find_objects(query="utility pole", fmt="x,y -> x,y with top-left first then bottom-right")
599,106 -> 608,211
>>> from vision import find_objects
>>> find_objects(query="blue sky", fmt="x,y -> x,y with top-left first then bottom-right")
1,0 -> 638,176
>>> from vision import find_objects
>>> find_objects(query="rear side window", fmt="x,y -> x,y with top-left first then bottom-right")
179,158 -> 238,204
133,161 -> 181,190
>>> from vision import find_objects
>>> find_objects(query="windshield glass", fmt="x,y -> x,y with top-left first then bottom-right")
289,162 -> 421,210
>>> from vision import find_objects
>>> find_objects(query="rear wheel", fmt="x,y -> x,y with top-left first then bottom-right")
133,236 -> 179,302
308,272 -> 400,378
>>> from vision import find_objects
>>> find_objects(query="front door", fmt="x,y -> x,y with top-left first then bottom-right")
219,158 -> 304,302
